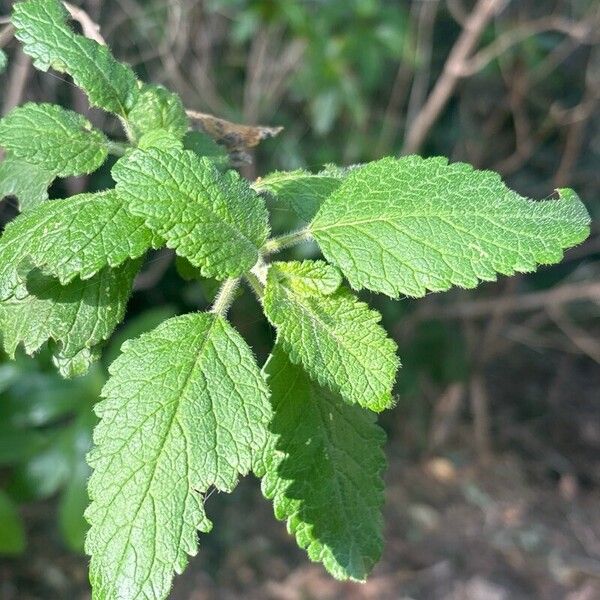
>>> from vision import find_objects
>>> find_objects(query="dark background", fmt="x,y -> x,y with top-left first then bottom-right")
0,1 -> 599,598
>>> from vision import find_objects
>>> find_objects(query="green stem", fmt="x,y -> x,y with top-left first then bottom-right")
210,278 -> 240,316
262,228 -> 312,255
107,139 -> 129,157
244,271 -> 264,301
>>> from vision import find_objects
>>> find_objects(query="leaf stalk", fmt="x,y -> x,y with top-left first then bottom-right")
262,228 -> 312,255
210,277 -> 240,316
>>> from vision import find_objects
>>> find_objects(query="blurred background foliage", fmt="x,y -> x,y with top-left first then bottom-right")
0,1 -> 599,598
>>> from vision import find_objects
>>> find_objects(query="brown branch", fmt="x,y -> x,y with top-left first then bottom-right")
416,281 -> 600,321
459,16 -> 597,77
62,2 -> 106,45
0,24 -> 14,48
402,0 -> 504,155
2,50 -> 31,115
547,305 -> 600,364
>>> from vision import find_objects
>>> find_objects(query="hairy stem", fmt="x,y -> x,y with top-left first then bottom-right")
210,277 -> 240,316
107,139 -> 129,156
244,271 -> 265,301
262,228 -> 312,255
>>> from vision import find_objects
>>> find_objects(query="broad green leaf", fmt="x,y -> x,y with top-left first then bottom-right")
311,157 -> 591,298
0,261 -> 138,377
86,313 -> 271,600
269,259 -> 342,296
254,169 -> 344,222
0,103 -> 108,176
128,84 -> 188,141
263,260 -> 398,411
12,0 -> 139,116
0,153 -> 53,211
113,147 -> 269,278
137,129 -> 184,151
0,190 -> 158,285
0,489 -> 26,555
258,346 -> 386,581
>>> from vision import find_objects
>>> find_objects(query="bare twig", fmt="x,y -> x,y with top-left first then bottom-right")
416,281 -> 600,321
63,2 -> 106,45
2,50 -> 31,115
469,374 -> 492,463
405,1 -> 440,130
0,24 -> 14,48
402,0 -> 505,154
428,382 -> 465,452
547,305 -> 600,364
459,16 -> 597,77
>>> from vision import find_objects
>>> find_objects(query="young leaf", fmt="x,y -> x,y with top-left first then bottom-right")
0,190 -> 159,284
86,313 -> 271,600
258,346 -> 386,581
137,129 -> 184,151
113,147 -> 269,278
0,153 -> 53,211
263,260 -> 399,412
254,169 -> 344,222
310,156 -> 591,298
0,262 -> 138,377
12,0 -> 139,116
127,84 -> 188,141
0,103 -> 108,176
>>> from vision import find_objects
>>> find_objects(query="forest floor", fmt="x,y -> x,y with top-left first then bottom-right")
1,350 -> 599,600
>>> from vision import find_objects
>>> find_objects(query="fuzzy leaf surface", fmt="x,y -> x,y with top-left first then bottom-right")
254,169 -> 344,222
113,147 -> 269,278
0,103 -> 108,176
12,0 -> 138,115
86,313 -> 271,600
0,153 -> 53,211
311,157 -> 591,298
263,260 -> 398,411
0,190 -> 158,284
258,346 -> 386,581
128,84 -> 188,141
0,261 -> 138,377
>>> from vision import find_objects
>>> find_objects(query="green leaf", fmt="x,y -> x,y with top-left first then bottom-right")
137,130 -> 184,151
263,260 -> 398,412
86,313 -> 271,600
0,262 -> 138,377
0,489 -> 26,555
258,346 -> 386,581
0,190 -> 158,285
0,103 -> 108,176
310,157 -> 591,298
12,0 -> 139,116
128,84 -> 188,141
113,147 -> 269,278
254,169 -> 344,222
0,153 -> 53,211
